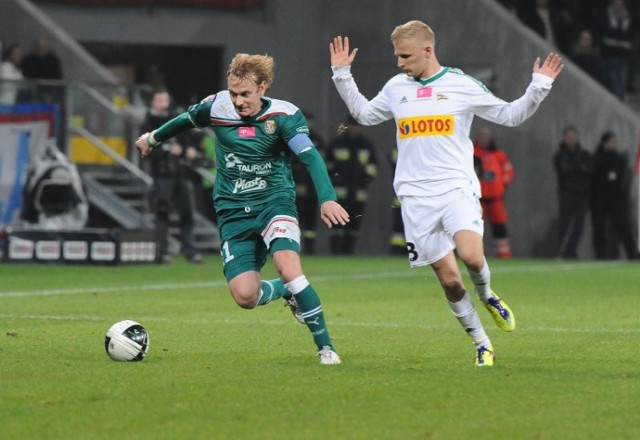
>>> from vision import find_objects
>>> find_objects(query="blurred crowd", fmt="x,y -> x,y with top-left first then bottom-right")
553,125 -> 639,260
0,37 -> 63,106
499,0 -> 639,101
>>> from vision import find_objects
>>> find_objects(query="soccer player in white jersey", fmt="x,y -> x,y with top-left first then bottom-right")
330,20 -> 563,366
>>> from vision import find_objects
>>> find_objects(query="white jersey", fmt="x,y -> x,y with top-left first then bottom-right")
332,66 -> 554,197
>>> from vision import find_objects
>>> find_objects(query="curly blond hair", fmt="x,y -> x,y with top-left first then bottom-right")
227,53 -> 275,87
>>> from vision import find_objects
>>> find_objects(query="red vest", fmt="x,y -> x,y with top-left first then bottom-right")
473,144 -> 514,199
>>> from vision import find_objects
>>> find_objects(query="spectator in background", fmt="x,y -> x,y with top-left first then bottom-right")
598,0 -> 636,100
22,37 -> 63,104
325,116 -> 378,255
626,0 -> 640,93
517,0 -> 577,55
473,127 -> 515,259
141,87 -> 203,264
0,44 -> 24,106
292,111 -> 325,254
553,125 -> 592,259
571,29 -> 606,85
590,131 -> 639,260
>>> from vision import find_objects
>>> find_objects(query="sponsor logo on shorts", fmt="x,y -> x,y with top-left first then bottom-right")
397,115 -> 454,139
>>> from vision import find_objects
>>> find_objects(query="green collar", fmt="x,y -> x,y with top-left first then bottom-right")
414,67 -> 448,85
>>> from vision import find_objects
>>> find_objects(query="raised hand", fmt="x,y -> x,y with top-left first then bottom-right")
533,53 -> 564,80
330,36 -> 359,68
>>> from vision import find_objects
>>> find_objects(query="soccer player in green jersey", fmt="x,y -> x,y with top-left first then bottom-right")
136,53 -> 349,365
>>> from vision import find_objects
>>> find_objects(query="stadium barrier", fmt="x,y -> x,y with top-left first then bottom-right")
1,227 -> 156,265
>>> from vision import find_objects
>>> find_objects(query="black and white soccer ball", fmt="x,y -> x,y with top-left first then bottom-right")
104,320 -> 150,362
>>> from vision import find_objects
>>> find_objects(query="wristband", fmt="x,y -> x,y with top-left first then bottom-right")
146,130 -> 159,148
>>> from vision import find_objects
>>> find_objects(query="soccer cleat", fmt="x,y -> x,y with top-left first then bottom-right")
483,292 -> 516,332
475,345 -> 495,367
318,346 -> 341,365
283,296 -> 305,324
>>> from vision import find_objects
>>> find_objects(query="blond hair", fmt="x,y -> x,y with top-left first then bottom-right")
227,53 -> 275,87
390,20 -> 435,46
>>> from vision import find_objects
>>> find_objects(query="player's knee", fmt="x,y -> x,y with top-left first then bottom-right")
229,285 -> 260,309
440,276 -> 464,295
457,249 -> 484,270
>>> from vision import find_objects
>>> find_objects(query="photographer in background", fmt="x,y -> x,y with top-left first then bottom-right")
141,87 -> 203,264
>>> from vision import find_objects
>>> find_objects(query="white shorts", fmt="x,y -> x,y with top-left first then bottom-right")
401,188 -> 484,267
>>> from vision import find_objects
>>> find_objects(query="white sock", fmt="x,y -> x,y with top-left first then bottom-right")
449,292 -> 491,348
285,275 -> 309,295
467,259 -> 493,301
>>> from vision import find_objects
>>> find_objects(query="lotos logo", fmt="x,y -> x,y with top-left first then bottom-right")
397,115 -> 454,139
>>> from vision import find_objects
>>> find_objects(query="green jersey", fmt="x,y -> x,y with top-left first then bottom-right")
151,91 -> 336,215
184,92 -> 311,211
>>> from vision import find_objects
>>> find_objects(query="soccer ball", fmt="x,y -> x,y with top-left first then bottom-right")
104,320 -> 150,362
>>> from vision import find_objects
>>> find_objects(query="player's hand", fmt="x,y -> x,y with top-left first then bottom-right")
135,133 -> 152,157
533,52 -> 564,80
330,36 -> 358,68
320,200 -> 350,229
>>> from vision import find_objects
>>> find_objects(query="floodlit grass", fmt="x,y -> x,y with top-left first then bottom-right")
1,256 -> 639,439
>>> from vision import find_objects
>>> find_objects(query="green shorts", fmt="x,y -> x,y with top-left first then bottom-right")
217,200 -> 301,281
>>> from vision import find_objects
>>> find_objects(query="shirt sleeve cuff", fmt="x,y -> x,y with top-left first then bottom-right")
331,65 -> 352,79
531,72 -> 554,85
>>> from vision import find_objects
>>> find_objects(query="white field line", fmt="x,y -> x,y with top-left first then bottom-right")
0,260 -> 629,299
0,313 -> 638,335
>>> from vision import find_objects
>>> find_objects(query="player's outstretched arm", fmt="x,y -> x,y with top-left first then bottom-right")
533,53 -> 564,80
320,200 -> 350,229
330,36 -> 358,68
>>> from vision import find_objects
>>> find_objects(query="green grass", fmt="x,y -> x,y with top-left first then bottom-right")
1,256 -> 639,439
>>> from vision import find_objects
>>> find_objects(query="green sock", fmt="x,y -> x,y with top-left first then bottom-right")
257,279 -> 287,306
294,284 -> 334,350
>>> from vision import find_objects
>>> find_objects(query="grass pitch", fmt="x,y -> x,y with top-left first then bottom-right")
1,256 -> 638,439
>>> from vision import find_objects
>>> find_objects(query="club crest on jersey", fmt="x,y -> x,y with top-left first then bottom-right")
263,120 -> 276,134
239,126 -> 256,138
397,115 -> 454,139
417,87 -> 432,98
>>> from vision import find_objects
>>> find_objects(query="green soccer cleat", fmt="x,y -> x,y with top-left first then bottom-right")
484,292 -> 516,332
475,345 -> 495,367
